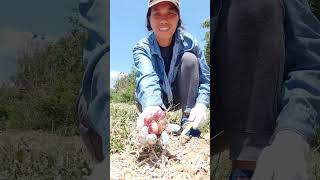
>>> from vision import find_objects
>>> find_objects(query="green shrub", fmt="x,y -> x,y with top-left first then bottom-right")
0,26 -> 86,136
111,70 -> 136,103
310,0 -> 320,18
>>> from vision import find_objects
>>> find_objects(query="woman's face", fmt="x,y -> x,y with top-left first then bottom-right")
149,2 -> 179,46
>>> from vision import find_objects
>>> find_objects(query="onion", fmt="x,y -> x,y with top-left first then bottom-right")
140,126 -> 149,136
139,110 -> 171,145
158,119 -> 167,132
153,110 -> 166,122
144,114 -> 153,126
146,134 -> 157,144
166,123 -> 181,133
138,135 -> 147,145
161,131 -> 170,145
138,126 -> 148,145
148,121 -> 159,135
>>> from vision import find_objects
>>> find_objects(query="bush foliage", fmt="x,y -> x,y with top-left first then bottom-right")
110,70 -> 136,104
310,0 -> 320,18
0,24 -> 87,136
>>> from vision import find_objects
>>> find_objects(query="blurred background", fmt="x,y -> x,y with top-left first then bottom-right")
0,1 -> 95,179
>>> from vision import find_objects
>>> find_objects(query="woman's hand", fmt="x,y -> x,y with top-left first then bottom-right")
136,106 -> 162,145
136,106 -> 162,130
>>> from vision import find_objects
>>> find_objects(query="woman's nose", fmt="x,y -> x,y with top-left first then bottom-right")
160,18 -> 168,25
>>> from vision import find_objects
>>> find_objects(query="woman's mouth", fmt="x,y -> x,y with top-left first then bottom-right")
159,27 -> 169,31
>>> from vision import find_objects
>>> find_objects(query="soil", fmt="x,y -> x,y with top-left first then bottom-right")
110,133 -> 210,180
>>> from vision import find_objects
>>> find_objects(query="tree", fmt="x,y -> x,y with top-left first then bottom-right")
0,14 -> 87,135
309,0 -> 320,18
111,70 -> 136,103
202,19 -> 210,66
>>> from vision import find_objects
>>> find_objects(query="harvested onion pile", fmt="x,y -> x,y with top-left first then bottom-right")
137,110 -> 173,146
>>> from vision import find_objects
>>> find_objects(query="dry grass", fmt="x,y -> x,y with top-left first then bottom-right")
110,103 -> 210,180
110,133 -> 210,179
109,103 -> 320,180
1,103 -> 319,179
0,130 -> 92,180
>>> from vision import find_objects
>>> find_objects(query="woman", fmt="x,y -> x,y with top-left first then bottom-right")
133,0 -> 210,141
212,0 -> 320,179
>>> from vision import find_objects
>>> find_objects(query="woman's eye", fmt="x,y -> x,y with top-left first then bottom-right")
151,11 -> 177,19
168,12 -> 177,17
152,13 -> 161,18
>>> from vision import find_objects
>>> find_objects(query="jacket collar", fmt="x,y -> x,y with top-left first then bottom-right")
148,28 -> 188,56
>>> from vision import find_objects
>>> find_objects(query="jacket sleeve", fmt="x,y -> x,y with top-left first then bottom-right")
78,0 -> 109,161
274,0 -> 320,143
133,44 -> 164,110
193,40 -> 211,107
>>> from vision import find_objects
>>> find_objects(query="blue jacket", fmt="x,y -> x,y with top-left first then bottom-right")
78,0 -> 109,161
133,29 -> 210,110
213,0 -> 320,143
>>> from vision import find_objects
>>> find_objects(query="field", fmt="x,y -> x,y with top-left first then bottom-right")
0,130 -> 92,180
0,103 -> 319,179
110,103 -> 211,180
110,103 -> 320,180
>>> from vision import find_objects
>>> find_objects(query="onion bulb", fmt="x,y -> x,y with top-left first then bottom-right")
161,131 -> 170,145
146,134 -> 157,144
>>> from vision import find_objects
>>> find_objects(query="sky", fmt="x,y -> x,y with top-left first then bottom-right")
110,0 -> 210,77
0,0 -> 78,83
0,1 -> 210,87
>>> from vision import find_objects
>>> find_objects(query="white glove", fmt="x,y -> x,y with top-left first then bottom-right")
188,103 -> 208,129
252,131 -> 310,180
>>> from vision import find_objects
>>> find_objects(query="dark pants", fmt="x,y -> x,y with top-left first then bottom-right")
136,52 -> 199,114
229,169 -> 254,180
212,0 -> 285,161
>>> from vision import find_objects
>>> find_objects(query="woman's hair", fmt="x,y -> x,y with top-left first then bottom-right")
146,7 -> 184,31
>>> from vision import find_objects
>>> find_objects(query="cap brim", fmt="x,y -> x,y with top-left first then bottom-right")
148,0 -> 179,10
